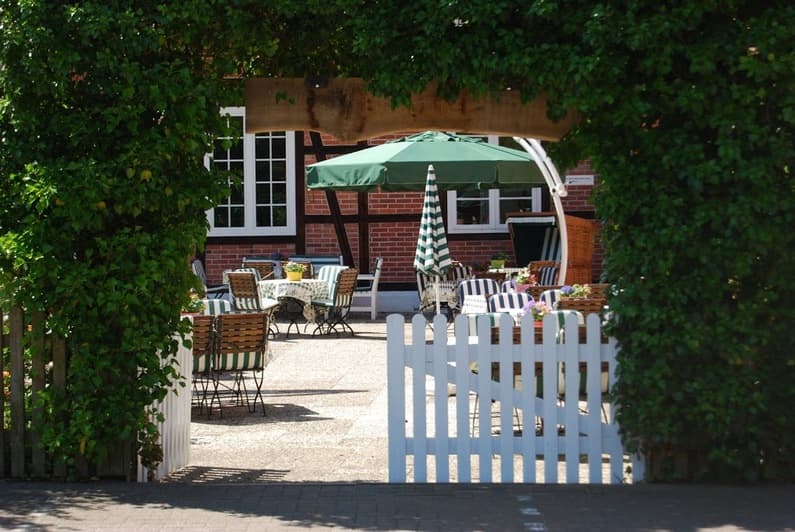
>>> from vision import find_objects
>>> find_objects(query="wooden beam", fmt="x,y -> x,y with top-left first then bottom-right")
309,132 -> 355,267
246,78 -> 578,141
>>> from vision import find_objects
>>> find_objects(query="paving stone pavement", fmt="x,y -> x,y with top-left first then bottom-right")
2,317 -> 793,530
1,480 -> 793,531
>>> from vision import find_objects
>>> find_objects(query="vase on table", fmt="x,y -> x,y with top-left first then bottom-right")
286,271 -> 303,282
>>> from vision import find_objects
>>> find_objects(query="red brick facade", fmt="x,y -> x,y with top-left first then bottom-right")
205,131 -> 602,287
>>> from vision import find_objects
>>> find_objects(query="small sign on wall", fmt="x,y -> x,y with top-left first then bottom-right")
565,174 -> 595,186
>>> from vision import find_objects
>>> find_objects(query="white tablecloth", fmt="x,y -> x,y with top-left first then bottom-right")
258,279 -> 329,320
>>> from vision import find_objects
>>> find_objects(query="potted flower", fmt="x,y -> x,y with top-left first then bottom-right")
489,252 -> 509,269
513,267 -> 537,293
521,299 -> 551,321
560,283 -> 592,299
283,261 -> 307,281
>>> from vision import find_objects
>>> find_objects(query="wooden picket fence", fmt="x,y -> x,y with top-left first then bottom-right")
386,312 -> 645,484
1,305 -> 191,481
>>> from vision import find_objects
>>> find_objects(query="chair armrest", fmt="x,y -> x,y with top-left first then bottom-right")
356,274 -> 375,281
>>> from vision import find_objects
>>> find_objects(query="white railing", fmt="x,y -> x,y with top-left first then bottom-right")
137,336 -> 192,482
386,312 -> 644,484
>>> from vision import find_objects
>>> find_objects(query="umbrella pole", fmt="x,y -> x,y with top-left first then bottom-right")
434,276 -> 441,315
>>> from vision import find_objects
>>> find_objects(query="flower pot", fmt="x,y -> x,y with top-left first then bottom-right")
286,271 -> 303,281
515,283 -> 532,294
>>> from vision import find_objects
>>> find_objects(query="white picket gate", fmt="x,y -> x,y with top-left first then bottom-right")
137,336 -> 192,482
386,312 -> 644,484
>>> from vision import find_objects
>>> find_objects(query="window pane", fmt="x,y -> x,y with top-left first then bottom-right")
214,208 -> 228,228
272,183 -> 286,204
498,186 -> 536,223
256,206 -> 271,226
457,199 -> 489,225
256,183 -> 271,204
272,206 -> 287,226
255,136 -> 270,158
230,206 -> 244,227
271,136 -> 286,158
228,139 -> 244,160
255,160 -> 270,178
230,183 -> 244,204
456,189 -> 489,225
271,161 -> 286,181
230,161 -> 244,177
499,198 -> 534,223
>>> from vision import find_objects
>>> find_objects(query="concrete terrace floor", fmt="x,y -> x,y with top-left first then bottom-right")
177,316 -> 396,483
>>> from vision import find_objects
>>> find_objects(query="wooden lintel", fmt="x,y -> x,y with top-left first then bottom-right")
245,78 -> 578,142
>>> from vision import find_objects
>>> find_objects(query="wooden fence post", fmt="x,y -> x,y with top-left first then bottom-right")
30,311 -> 47,478
0,309 -> 6,476
9,306 -> 25,478
51,336 -> 67,478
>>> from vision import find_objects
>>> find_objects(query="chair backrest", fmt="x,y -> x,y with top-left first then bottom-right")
191,259 -> 208,287
333,268 -> 359,308
316,265 -> 348,296
500,279 -> 515,293
191,314 -> 215,374
529,260 -> 559,285
487,292 -> 533,313
371,257 -> 383,285
457,278 -> 499,306
242,259 -> 275,280
447,261 -> 473,282
227,270 -> 261,311
539,288 -> 562,309
214,312 -> 270,371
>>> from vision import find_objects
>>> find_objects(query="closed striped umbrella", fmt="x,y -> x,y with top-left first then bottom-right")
413,165 -> 452,314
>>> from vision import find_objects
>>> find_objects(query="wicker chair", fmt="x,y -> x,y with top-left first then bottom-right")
311,268 -> 359,336
241,258 -> 275,280
227,270 -> 280,337
190,315 -> 216,415
212,312 -> 271,416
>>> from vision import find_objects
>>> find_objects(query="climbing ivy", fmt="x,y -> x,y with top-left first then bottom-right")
0,1 -> 277,476
345,1 -> 795,480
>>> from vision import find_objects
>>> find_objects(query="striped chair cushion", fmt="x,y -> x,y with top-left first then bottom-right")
316,265 -> 348,295
487,292 -> 533,313
538,266 -> 559,285
457,279 -> 499,315
201,299 -> 232,315
500,279 -> 516,293
214,350 -> 268,372
539,289 -> 562,309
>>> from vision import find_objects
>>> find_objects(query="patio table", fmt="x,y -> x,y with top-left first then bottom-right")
258,278 -> 329,321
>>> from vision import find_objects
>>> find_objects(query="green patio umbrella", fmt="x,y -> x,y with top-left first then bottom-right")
306,131 -> 545,192
413,164 -> 452,315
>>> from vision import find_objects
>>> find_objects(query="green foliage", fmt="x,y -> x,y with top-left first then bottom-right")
341,1 -> 795,481
0,1 -> 266,475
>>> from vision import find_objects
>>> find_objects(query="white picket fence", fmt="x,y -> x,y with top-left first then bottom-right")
137,336 -> 192,482
386,312 -> 645,484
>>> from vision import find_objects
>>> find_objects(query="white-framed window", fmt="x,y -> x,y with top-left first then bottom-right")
205,107 -> 296,236
447,135 -> 542,233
